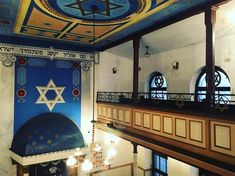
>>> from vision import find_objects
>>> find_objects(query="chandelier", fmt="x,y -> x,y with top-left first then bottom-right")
66,4 -> 117,174
66,138 -> 117,173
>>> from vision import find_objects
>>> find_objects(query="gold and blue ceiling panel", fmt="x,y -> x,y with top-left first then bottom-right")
69,23 -> 121,38
26,8 -> 70,31
20,27 -> 60,38
15,0 -> 176,45
61,33 -> 95,44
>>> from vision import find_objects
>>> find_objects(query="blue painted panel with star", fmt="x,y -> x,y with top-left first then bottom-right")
14,57 -> 82,133
48,0 -> 139,21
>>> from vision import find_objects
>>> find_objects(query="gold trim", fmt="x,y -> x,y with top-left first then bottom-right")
14,0 -> 32,33
57,22 -> 77,39
163,116 -> 173,135
214,124 -> 231,150
143,112 -> 151,129
189,120 -> 203,143
175,118 -> 187,138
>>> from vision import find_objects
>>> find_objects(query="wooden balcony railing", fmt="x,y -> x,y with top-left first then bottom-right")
96,102 -> 235,176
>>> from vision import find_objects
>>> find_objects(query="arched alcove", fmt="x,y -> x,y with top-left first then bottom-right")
10,113 -> 85,157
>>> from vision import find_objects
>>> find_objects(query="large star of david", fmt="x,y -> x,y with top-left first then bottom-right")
65,0 -> 123,16
35,79 -> 65,111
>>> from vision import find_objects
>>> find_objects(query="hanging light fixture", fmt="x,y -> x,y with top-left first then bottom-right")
66,4 -> 117,174
144,46 -> 150,57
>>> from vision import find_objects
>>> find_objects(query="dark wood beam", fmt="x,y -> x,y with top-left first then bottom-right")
133,37 -> 140,100
98,0 -> 229,51
205,6 -> 217,108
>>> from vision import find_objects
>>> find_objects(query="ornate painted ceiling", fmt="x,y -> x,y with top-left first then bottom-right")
0,0 -> 224,50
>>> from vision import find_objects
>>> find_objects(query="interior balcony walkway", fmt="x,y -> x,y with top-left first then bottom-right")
96,91 -> 235,176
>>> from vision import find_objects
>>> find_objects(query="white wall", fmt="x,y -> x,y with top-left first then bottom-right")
73,51 -> 134,176
96,130 -> 133,167
95,130 -> 133,176
0,64 -> 16,176
96,52 -> 133,92
81,69 -> 93,144
168,157 -> 199,176
139,33 -> 235,93
137,146 -> 152,176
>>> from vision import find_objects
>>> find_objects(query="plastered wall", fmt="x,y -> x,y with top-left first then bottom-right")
0,65 -> 16,176
139,34 -> 235,94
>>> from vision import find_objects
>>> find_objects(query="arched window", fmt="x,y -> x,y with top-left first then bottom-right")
195,66 -> 231,103
149,72 -> 167,100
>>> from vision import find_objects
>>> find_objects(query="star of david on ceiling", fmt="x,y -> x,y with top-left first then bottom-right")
65,0 -> 123,16
35,79 -> 65,111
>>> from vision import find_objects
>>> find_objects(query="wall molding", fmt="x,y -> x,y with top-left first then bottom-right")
0,43 -> 94,61
138,166 -> 152,176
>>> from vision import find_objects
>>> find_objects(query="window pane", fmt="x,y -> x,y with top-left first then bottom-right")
153,155 -> 160,169
196,67 -> 231,103
150,72 -> 167,100
160,157 -> 167,173
153,153 -> 168,176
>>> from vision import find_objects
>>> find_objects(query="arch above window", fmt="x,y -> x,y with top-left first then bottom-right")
149,72 -> 167,100
195,66 -> 231,103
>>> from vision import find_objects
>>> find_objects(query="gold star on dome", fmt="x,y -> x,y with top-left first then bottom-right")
35,79 -> 65,111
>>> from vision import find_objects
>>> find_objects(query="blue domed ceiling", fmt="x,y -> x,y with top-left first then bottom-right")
10,113 -> 85,157
0,0 -> 225,50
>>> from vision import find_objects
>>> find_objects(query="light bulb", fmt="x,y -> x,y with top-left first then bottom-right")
66,156 -> 77,167
94,144 -> 102,152
104,158 -> 111,166
82,159 -> 93,172
107,147 -> 117,159
74,148 -> 83,156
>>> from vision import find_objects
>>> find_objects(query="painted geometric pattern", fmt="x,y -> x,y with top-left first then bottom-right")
14,57 -> 82,133
14,0 -> 173,45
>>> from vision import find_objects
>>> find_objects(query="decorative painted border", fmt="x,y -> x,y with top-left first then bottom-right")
118,109 -> 124,122
106,107 -> 112,119
163,116 -> 173,135
134,111 -> 142,127
10,149 -> 78,166
189,120 -> 203,143
98,104 -> 208,148
112,108 -> 118,121
214,124 -> 231,150
143,112 -> 151,129
124,110 -> 131,124
175,118 -> 187,138
0,43 -> 94,61
152,114 -> 161,132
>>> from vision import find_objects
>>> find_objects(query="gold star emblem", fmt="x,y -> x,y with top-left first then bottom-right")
35,79 -> 65,111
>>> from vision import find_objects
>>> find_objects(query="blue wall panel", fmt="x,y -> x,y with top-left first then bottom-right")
14,57 -> 81,133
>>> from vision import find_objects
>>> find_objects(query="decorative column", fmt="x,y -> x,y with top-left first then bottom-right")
205,6 -> 217,108
133,37 -> 140,101
132,142 -> 138,176
0,53 -> 16,67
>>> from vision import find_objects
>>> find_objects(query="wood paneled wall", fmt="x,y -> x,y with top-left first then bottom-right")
97,103 -> 235,160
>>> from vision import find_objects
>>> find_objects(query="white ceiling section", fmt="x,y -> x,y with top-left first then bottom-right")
107,0 -> 235,59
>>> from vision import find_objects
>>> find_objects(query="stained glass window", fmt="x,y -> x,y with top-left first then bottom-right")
195,66 -> 231,104
149,72 -> 167,100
